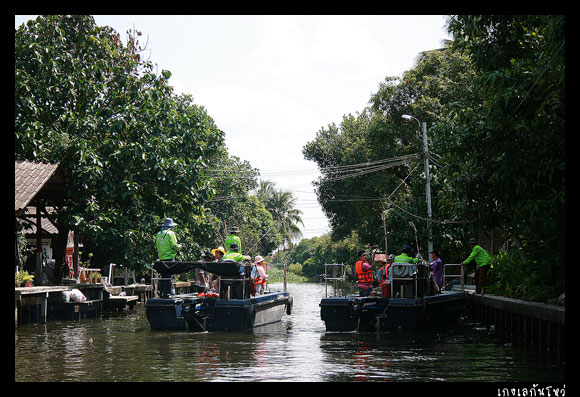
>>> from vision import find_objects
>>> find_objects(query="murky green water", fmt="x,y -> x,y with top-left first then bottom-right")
14,283 -> 564,382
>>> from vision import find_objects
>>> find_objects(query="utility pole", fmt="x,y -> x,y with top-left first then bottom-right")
382,210 -> 388,255
402,115 -> 433,256
421,121 -> 433,256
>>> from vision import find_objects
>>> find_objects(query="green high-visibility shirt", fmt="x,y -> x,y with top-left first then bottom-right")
222,252 -> 245,262
463,245 -> 491,268
394,253 -> 419,264
222,251 -> 246,276
225,234 -> 242,253
155,229 -> 178,260
393,252 -> 420,277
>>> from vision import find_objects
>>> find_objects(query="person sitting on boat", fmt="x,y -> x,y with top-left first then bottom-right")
222,243 -> 251,276
206,246 -> 226,291
377,254 -> 394,297
391,245 -> 420,298
196,251 -> 214,290
429,250 -> 443,292
225,226 -> 242,254
251,255 -> 269,295
355,250 -> 373,297
462,238 -> 492,295
212,246 -> 226,261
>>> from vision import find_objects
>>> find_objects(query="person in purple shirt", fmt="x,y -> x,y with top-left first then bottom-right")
429,250 -> 443,291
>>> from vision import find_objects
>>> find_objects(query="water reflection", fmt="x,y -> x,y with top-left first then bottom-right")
15,283 -> 564,382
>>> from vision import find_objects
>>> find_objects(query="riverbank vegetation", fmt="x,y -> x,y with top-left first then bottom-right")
296,15 -> 565,304
15,16 -> 303,276
16,16 -> 564,304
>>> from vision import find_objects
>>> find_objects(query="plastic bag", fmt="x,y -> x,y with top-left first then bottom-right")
61,291 -> 71,303
69,288 -> 86,302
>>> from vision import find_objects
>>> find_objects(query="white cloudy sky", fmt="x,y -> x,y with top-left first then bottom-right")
15,15 -> 451,239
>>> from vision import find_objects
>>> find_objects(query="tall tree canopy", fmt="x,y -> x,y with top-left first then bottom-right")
16,15 -> 225,271
303,44 -> 477,258
439,15 -> 565,296
15,15 -> 304,273
302,15 -> 564,301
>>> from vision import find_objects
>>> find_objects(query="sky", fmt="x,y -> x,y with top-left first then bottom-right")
15,15 -> 451,240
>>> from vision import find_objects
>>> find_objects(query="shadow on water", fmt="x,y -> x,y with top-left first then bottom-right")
15,283 -> 564,382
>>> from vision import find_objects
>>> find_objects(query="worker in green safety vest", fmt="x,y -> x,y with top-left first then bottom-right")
225,226 -> 242,254
155,217 -> 181,298
462,238 -> 492,295
392,245 -> 420,298
155,218 -> 180,260
222,243 -> 251,297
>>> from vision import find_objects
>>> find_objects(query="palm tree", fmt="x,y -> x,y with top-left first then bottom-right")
255,180 -> 304,250
268,189 -> 304,250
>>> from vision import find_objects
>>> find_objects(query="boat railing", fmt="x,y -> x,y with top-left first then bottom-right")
442,263 -> 465,291
389,262 -> 431,299
263,263 -> 288,292
323,264 -> 347,298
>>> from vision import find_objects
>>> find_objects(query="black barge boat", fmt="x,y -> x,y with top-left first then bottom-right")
146,260 -> 292,332
319,263 -> 466,332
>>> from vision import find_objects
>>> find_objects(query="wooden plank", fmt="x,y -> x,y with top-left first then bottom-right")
106,296 -> 138,302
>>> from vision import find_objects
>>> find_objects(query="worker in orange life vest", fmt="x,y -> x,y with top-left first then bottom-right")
355,250 -> 373,297
251,255 -> 269,295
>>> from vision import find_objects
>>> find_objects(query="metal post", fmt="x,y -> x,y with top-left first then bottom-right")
382,211 -> 388,255
421,121 -> 433,255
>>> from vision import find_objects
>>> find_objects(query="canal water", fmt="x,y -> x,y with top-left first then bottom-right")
15,283 -> 565,382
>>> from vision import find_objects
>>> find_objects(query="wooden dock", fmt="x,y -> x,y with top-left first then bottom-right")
467,293 -> 565,365
102,286 -> 139,312
15,283 -> 152,325
15,284 -> 104,325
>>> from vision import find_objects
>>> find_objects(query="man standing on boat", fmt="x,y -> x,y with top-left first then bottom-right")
155,218 -> 180,261
225,226 -> 242,254
429,250 -> 443,292
462,238 -> 492,295
355,250 -> 373,297
251,255 -> 269,295
155,218 -> 180,297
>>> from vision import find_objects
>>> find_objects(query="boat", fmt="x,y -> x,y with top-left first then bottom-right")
146,260 -> 293,332
319,262 -> 466,332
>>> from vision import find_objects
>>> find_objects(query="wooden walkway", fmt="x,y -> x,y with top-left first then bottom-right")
15,283 -> 152,325
467,292 -> 565,365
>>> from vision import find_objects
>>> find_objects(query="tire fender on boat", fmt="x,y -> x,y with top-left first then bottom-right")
246,304 -> 256,328
286,295 -> 293,315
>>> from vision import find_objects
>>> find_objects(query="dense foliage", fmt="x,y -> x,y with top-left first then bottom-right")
15,15 -> 301,275
300,15 -> 564,302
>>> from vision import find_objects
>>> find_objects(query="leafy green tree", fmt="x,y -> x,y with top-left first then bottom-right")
304,45 -> 477,258
441,15 -> 565,298
280,232 -> 362,278
16,15 -> 224,273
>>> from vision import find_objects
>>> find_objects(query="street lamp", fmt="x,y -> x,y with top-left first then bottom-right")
402,114 -> 433,257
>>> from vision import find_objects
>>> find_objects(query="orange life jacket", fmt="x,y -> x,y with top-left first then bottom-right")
355,260 -> 373,283
379,264 -> 391,285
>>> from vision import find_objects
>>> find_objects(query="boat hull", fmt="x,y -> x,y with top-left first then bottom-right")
320,291 -> 466,332
146,291 -> 291,332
